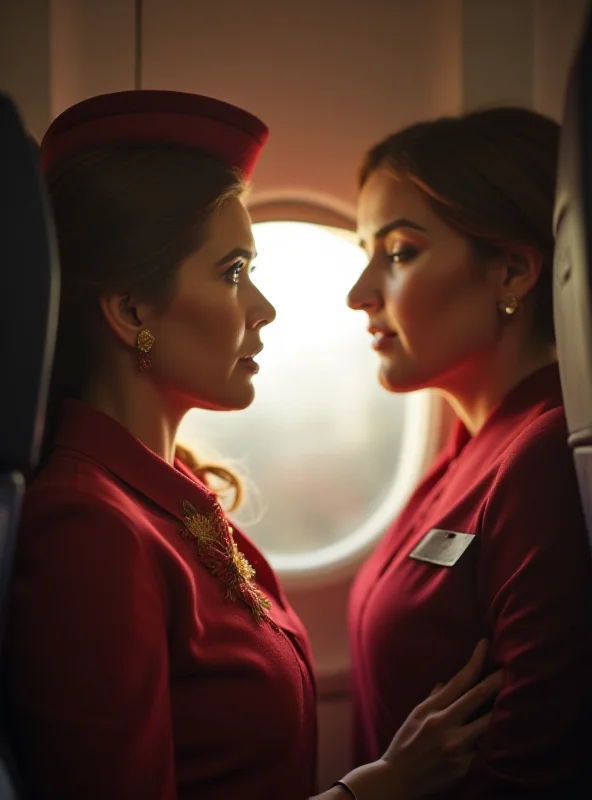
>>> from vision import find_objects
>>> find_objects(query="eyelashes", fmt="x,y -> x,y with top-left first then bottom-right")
224,261 -> 244,284
388,245 -> 419,264
224,260 -> 257,285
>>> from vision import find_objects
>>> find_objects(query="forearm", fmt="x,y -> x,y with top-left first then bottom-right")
310,760 -> 411,800
310,788 -> 346,800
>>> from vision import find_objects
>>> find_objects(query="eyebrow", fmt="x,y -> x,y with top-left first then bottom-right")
215,247 -> 257,266
358,218 -> 427,248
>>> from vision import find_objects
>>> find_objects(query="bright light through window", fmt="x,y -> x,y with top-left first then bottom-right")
178,221 -> 413,563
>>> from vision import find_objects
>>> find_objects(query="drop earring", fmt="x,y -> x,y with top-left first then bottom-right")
136,329 -> 155,371
498,295 -> 520,317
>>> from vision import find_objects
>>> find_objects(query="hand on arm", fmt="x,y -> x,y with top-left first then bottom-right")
312,640 -> 501,800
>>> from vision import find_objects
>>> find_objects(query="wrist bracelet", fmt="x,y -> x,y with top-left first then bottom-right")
332,780 -> 358,800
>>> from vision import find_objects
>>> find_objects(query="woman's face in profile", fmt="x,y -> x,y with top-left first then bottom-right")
350,168 -> 502,394
147,196 -> 276,413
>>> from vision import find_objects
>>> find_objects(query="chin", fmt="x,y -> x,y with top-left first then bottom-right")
218,382 -> 256,411
182,383 -> 256,413
228,390 -> 256,411
379,364 -> 426,394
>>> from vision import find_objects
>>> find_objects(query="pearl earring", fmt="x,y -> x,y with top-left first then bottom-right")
499,295 -> 520,317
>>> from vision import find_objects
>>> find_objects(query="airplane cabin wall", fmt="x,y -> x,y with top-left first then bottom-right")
0,0 -> 51,141
0,0 -> 590,791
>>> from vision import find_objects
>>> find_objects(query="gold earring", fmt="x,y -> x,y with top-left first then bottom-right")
499,295 -> 520,317
136,329 -> 155,371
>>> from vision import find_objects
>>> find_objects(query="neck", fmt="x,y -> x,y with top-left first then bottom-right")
81,362 -> 185,464
435,337 -> 557,436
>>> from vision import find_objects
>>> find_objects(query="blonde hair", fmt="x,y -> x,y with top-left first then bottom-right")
175,443 -> 243,512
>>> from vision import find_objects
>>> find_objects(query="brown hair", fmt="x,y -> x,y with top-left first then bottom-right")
44,143 -> 246,509
359,107 -> 559,341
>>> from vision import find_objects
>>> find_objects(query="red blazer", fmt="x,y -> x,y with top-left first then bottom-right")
3,400 -> 317,800
349,364 -> 592,798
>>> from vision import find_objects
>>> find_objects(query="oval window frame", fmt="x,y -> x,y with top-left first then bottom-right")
240,196 -> 447,587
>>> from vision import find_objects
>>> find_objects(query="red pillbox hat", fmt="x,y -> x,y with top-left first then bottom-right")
40,90 -> 269,178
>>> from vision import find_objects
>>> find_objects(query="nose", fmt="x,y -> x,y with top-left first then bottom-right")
249,284 -> 276,328
347,262 -> 383,313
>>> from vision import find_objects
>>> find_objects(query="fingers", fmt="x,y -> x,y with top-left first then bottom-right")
424,639 -> 488,712
428,682 -> 445,698
440,670 -> 503,726
454,712 -> 493,749
434,713 -> 493,767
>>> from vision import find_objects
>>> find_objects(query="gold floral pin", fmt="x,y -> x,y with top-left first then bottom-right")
180,500 -> 277,630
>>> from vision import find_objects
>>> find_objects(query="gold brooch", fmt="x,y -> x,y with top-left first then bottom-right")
180,500 -> 277,629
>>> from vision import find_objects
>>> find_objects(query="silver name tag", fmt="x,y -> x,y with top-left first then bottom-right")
409,529 -> 475,567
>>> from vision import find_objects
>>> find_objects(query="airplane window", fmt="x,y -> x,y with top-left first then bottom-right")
178,221 -> 435,577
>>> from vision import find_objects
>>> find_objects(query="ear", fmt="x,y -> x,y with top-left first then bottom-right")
99,293 -> 154,348
496,245 -> 544,302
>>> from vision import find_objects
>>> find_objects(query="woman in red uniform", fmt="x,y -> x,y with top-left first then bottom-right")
3,91 -> 499,800
348,107 -> 592,797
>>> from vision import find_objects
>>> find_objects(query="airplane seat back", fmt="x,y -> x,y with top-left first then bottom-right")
553,5 -> 592,550
0,93 -> 60,798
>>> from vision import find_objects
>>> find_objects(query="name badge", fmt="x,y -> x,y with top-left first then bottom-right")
409,529 -> 475,567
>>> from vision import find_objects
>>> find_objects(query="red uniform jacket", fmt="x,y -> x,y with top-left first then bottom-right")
3,399 -> 317,800
349,364 -> 592,798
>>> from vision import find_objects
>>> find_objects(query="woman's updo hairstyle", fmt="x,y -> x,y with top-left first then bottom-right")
360,107 -> 560,342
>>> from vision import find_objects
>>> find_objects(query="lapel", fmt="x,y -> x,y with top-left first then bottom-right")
55,399 -> 298,631
375,364 -> 564,582
447,363 -> 564,465
57,399 -> 218,522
